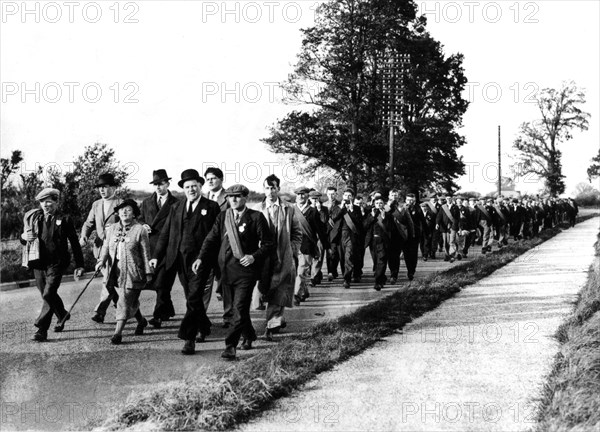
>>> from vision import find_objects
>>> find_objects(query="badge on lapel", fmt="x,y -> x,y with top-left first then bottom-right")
56,220 -> 62,226
201,209 -> 207,216
239,223 -> 246,233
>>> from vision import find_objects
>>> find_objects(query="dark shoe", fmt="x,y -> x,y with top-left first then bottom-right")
221,345 -> 236,360
293,295 -> 301,306
216,294 -> 223,301
196,332 -> 209,343
352,277 -> 361,283
327,274 -> 334,282
430,254 -> 436,259
110,334 -> 122,345
343,281 -> 350,289
181,340 -> 195,355
457,254 -> 463,261
91,313 -> 104,323
373,284 -> 382,291
54,313 -> 70,332
134,318 -> 148,336
149,318 -> 162,329
444,255 -> 450,262
241,339 -> 253,350
450,257 -> 455,263
389,277 -> 397,285
32,329 -> 47,342
423,256 -> 428,262
301,291 -> 310,301
407,274 -> 414,281
264,329 -> 273,341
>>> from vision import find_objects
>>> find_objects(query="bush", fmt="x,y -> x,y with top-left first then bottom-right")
575,191 -> 600,207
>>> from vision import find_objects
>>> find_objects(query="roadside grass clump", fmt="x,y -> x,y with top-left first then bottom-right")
535,230 -> 600,432
100,214 -> 598,431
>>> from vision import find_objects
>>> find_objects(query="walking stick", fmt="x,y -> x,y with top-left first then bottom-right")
57,268 -> 102,327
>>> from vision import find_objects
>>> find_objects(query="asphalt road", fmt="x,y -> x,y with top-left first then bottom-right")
0,215 -> 593,431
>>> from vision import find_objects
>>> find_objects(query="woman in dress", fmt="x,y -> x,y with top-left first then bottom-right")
96,199 -> 153,344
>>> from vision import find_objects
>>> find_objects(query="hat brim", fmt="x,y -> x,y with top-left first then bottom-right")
178,177 -> 205,188
150,177 -> 172,185
95,181 -> 117,188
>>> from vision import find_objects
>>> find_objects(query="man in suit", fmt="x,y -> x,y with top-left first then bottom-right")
293,186 -> 328,305
363,194 -> 392,291
509,198 -> 525,240
420,201 -> 436,261
436,194 -> 459,262
332,188 -> 365,289
309,190 -> 328,286
192,184 -> 274,359
204,166 -> 231,326
493,195 -> 510,248
21,188 -> 85,341
404,193 -> 427,280
324,187 -> 343,281
80,173 -> 123,323
149,169 -> 220,353
386,189 -> 414,283
478,197 -> 497,254
566,197 -> 578,227
139,169 -> 180,328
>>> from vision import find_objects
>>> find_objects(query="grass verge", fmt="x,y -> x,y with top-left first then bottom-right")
99,214 -> 599,431
535,230 -> 600,431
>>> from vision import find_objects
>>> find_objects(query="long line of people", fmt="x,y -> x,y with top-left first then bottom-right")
21,168 -> 579,360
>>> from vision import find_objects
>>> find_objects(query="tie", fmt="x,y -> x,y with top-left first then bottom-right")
187,202 -> 193,218
211,193 -> 216,202
235,212 -> 241,225
157,197 -> 163,209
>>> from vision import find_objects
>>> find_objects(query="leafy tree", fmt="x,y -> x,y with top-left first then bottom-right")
513,81 -> 591,195
262,0 -> 468,195
587,148 -> 600,182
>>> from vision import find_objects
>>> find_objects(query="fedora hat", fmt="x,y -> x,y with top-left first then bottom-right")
178,169 -> 205,188
149,169 -> 172,185
95,173 -> 117,188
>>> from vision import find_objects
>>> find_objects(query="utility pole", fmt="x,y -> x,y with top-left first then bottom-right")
498,125 -> 501,196
382,51 -> 410,185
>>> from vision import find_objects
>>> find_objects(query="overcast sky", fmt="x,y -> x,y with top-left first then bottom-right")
1,0 -> 598,196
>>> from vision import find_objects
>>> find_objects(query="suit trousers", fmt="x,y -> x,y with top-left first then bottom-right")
311,241 -> 325,282
295,253 -> 312,298
34,265 -> 67,331
151,263 -> 177,320
94,264 -> 119,318
388,239 -> 403,279
420,231 -> 433,258
449,230 -> 466,257
177,253 -> 212,341
479,220 -> 493,249
403,238 -> 419,278
224,276 -> 257,348
326,242 -> 343,277
342,235 -> 361,282
372,238 -> 388,285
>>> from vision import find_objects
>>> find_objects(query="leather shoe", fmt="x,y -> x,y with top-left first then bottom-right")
293,295 -> 301,306
110,334 -> 122,345
54,313 -> 70,332
196,333 -> 207,343
264,329 -> 273,341
327,274 -> 334,282
181,340 -> 196,355
148,317 -> 162,329
134,318 -> 148,336
91,313 -> 104,323
32,329 -> 47,342
389,277 -> 397,285
241,338 -> 253,350
343,281 -> 350,289
407,274 -> 414,281
221,345 -> 236,360
373,284 -> 382,291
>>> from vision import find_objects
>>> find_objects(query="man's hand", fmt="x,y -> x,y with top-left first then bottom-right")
74,267 -> 84,280
79,237 -> 87,247
240,254 -> 255,267
21,231 -> 36,242
94,262 -> 104,272
371,208 -> 377,217
142,224 -> 152,234
145,274 -> 153,283
149,259 -> 158,269
192,259 -> 202,274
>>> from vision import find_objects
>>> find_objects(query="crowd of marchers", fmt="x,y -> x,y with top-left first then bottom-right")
20,167 -> 579,360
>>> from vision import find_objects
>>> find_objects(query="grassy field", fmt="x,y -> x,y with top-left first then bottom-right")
535,231 -> 600,431
97,212 -> 599,431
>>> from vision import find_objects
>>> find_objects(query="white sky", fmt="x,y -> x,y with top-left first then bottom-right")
1,0 -> 599,196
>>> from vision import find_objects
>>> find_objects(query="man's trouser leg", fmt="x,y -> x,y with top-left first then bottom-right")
374,238 -> 388,286
354,238 -> 364,280
448,230 -> 458,257
456,232 -> 466,255
294,253 -> 312,299
34,265 -> 67,331
388,241 -> 401,279
342,236 -> 355,283
224,278 -> 256,348
94,262 -> 119,318
403,239 -> 419,277
152,263 -> 178,320
311,241 -> 325,283
177,261 -> 212,341
480,221 -> 492,250
326,242 -> 340,278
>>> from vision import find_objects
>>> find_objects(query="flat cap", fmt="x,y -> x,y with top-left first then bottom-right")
455,195 -> 465,200
294,186 -> 311,194
309,190 -> 322,198
406,193 -> 416,199
224,184 -> 249,197
468,197 -> 476,201
35,188 -> 60,201
420,201 -> 429,207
